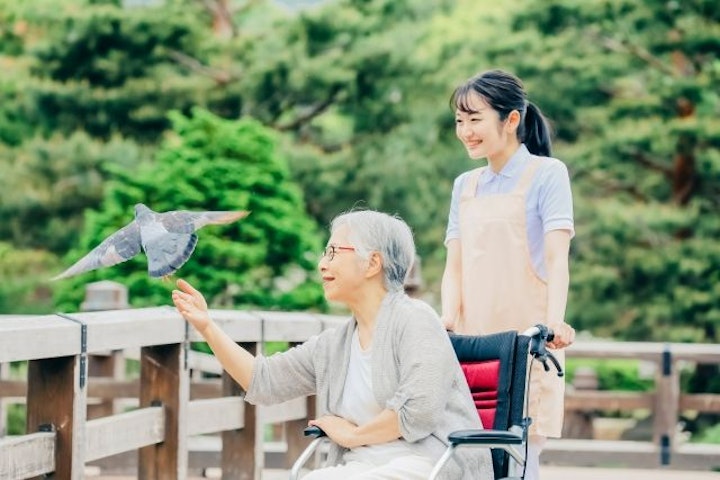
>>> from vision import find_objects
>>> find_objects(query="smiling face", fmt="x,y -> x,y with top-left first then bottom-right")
454,92 -> 520,164
318,224 -> 368,306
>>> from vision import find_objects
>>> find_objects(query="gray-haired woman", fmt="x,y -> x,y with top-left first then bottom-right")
173,210 -> 492,479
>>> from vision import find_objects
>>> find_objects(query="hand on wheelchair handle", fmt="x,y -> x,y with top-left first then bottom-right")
545,328 -> 555,343
546,322 -> 576,349
304,425 -> 327,438
528,324 -> 565,377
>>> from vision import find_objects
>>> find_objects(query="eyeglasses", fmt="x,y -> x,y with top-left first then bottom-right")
322,245 -> 356,261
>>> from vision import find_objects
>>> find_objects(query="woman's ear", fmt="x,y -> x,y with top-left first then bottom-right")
506,110 -> 521,134
365,251 -> 383,279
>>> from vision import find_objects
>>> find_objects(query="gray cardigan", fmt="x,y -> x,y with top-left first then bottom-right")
245,292 -> 493,480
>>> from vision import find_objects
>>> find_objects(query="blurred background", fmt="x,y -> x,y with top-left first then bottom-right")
0,0 -> 719,441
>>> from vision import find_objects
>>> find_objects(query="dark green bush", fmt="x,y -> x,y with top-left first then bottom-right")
565,358 -> 654,392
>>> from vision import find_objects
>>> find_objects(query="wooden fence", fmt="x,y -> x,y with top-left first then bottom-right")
1,302 -> 720,478
549,340 -> 720,470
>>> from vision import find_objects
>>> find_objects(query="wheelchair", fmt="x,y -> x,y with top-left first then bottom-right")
289,325 -> 564,480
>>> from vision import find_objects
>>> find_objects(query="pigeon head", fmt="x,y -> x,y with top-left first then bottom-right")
134,203 -> 153,220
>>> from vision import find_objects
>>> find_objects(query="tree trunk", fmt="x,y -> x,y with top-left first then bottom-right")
216,0 -> 234,39
672,97 -> 697,206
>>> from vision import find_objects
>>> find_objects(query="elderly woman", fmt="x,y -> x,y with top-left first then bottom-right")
172,210 -> 492,479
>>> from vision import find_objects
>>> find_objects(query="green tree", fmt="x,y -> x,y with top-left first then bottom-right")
0,0 -> 257,311
54,108 -> 326,312
488,0 -> 720,342
27,1 -> 228,142
0,132 -> 145,254
232,0 -> 473,261
0,242 -> 58,314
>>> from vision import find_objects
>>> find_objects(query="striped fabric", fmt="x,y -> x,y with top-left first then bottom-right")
460,360 -> 501,430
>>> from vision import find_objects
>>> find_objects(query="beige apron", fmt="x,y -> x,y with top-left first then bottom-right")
456,159 -> 565,437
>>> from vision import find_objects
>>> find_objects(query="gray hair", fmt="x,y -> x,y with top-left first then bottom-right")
330,210 -> 415,292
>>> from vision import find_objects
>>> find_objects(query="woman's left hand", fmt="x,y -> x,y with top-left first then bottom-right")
308,415 -> 359,449
547,322 -> 575,349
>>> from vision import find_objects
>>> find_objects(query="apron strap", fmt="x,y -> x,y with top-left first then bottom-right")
461,167 -> 485,199
514,157 -> 542,194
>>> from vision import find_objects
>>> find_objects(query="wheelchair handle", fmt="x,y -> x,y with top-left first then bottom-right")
546,350 -> 564,376
304,426 -> 327,438
522,324 -> 564,378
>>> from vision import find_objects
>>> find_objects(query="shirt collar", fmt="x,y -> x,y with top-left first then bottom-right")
479,144 -> 531,183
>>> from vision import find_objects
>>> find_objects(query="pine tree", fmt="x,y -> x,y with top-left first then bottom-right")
492,0 -> 720,342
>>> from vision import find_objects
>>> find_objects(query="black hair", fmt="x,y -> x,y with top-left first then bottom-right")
450,69 -> 553,157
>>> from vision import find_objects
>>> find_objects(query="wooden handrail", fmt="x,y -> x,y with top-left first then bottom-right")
1,307 -> 720,479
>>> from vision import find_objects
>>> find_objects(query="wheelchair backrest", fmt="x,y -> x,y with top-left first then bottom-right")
449,331 -> 530,478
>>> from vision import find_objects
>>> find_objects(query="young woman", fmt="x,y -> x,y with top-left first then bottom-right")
441,69 -> 576,480
173,210 -> 492,480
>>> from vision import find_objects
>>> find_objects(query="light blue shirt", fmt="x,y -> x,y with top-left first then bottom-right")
445,144 -> 574,280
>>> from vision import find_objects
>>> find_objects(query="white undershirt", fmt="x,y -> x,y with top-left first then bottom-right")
338,327 -> 416,465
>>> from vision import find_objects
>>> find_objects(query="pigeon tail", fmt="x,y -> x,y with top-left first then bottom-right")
146,232 -> 199,278
191,210 -> 250,229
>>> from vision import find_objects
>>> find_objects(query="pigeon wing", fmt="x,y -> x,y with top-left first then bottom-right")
143,209 -> 247,277
144,232 -> 198,278
158,210 -> 249,233
51,221 -> 142,281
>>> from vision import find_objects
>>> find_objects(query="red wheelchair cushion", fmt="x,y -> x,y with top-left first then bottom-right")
461,360 -> 500,429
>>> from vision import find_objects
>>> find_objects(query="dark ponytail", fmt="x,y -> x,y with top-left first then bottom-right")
523,101 -> 552,157
451,69 -> 554,157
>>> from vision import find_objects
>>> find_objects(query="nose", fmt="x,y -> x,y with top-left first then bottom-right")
318,255 -> 329,273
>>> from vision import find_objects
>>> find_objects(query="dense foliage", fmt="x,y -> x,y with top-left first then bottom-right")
53,109 -> 325,311
0,0 -> 718,347
497,0 -> 720,342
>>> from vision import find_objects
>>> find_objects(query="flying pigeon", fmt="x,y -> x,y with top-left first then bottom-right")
52,203 -> 249,280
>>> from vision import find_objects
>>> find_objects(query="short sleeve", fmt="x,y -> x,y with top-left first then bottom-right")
537,160 -> 575,238
445,172 -> 468,245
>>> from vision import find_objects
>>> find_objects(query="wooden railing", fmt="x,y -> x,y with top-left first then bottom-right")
0,307 -> 341,480
1,306 -> 720,479
552,340 -> 720,470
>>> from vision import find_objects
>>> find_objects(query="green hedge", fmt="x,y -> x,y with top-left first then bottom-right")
565,358 -> 655,392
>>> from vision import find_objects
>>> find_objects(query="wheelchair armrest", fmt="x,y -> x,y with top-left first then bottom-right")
304,426 -> 327,438
448,429 -> 524,445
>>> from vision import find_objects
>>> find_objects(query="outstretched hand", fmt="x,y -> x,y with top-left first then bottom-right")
172,279 -> 211,334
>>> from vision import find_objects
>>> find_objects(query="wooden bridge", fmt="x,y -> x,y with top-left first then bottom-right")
2,282 -> 720,479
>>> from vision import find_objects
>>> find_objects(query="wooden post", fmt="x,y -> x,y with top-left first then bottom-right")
284,342 -> 316,469
562,366 -> 597,439
653,344 -> 679,466
0,362 -> 9,436
138,343 -> 188,479
221,342 -> 260,480
282,394 -> 317,469
81,280 -> 129,312
83,281 -> 129,420
26,355 -> 86,479
87,351 -> 125,419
